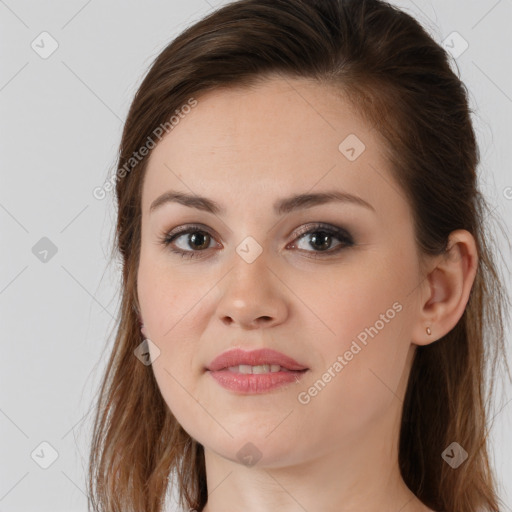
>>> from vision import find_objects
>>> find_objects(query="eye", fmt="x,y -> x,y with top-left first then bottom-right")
158,224 -> 217,259
158,222 -> 354,260
287,223 -> 354,258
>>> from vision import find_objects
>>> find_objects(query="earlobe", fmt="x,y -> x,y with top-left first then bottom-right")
139,317 -> 147,338
412,229 -> 478,346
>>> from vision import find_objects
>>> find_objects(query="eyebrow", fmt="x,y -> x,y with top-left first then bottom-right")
149,189 -> 376,216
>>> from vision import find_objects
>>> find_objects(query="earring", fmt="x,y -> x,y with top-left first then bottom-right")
426,326 -> 432,335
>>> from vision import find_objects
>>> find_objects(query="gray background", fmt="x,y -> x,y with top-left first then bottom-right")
1,0 -> 511,511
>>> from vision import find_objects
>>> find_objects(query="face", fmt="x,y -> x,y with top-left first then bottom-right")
137,77 -> 425,468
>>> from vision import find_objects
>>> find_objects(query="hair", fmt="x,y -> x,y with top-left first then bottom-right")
86,1 -> 511,511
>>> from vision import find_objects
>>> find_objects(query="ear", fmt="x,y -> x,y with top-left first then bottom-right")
139,317 -> 148,338
411,229 -> 478,346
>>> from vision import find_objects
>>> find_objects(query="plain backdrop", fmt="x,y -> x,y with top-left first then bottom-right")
1,0 -> 511,511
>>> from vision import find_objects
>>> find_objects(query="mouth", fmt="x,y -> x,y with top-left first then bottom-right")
206,347 -> 309,372
220,364 -> 307,374
205,348 -> 309,394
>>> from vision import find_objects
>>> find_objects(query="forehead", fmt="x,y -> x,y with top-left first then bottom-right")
141,77 -> 403,217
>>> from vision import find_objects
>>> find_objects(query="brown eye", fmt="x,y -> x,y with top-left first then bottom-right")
288,223 -> 354,258
161,226 -> 216,259
179,231 -> 211,251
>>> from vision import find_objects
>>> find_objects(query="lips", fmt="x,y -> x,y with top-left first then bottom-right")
206,348 -> 308,372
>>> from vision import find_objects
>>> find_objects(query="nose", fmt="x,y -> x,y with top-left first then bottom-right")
215,245 -> 289,329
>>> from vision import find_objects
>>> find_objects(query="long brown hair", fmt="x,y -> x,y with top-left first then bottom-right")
86,1 -> 511,511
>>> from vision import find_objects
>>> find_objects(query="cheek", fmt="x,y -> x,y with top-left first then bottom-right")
297,253 -> 409,347
137,253 -> 212,387
137,254 -> 205,340
137,258 -> 204,432
295,254 -> 417,422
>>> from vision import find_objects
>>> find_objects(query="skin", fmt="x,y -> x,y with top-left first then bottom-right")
137,76 -> 478,512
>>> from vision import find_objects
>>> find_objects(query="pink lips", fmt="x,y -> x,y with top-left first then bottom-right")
206,348 -> 309,394
207,348 -> 308,372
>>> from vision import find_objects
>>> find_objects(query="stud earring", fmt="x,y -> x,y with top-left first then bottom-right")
426,326 -> 432,335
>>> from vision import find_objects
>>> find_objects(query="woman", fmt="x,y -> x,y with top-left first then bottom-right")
87,1 -> 511,511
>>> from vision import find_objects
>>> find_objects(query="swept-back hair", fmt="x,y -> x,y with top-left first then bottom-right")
87,1 -> 511,511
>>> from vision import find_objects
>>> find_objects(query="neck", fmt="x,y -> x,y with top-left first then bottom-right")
200,415 -> 429,512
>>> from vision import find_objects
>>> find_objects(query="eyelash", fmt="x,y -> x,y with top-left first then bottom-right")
157,222 -> 354,260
